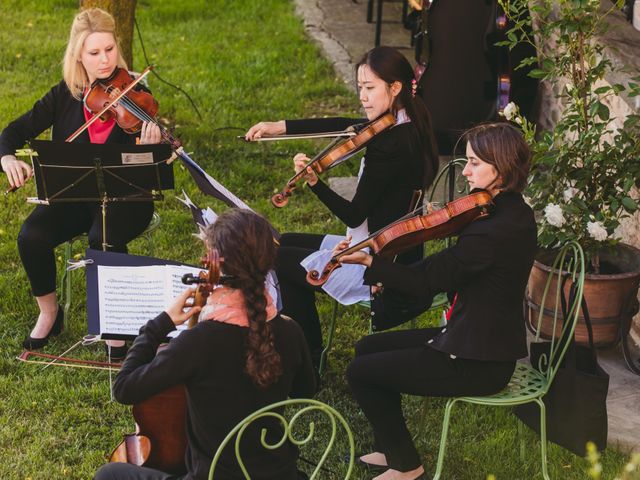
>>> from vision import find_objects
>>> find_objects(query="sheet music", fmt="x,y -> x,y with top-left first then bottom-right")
98,264 -> 204,337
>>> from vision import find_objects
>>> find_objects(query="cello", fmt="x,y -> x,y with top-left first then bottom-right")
306,190 -> 494,286
109,252 -> 223,473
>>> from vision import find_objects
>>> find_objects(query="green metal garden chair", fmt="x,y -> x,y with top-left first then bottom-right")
208,398 -> 355,480
318,158 -> 468,375
431,240 -> 586,480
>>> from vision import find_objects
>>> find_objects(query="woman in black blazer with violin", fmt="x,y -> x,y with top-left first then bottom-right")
0,8 -> 161,353
245,46 -> 439,366
336,122 -> 537,480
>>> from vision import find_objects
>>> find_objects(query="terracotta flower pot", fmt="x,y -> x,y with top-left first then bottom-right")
526,243 -> 640,347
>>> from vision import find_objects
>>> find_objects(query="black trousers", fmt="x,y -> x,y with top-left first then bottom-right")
18,201 -> 153,296
346,328 -> 515,471
94,463 -> 180,480
275,232 -> 326,358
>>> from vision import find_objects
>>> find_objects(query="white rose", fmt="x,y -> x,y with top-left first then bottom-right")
587,221 -> 608,241
563,187 -> 579,202
613,225 -> 624,240
544,203 -> 566,227
503,101 -> 517,121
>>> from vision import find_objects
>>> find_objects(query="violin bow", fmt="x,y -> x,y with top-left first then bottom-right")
239,131 -> 356,142
17,349 -> 122,371
66,66 -> 154,142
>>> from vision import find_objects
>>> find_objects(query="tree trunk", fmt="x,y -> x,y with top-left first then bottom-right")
79,0 -> 137,69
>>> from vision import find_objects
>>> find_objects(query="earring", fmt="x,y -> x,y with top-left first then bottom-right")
411,79 -> 417,98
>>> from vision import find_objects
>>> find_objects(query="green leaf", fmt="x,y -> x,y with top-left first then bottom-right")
622,197 -> 638,213
597,103 -> 610,121
528,69 -> 547,79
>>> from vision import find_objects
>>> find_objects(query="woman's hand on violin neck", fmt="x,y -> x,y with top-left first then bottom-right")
331,235 -> 353,257
1,155 -> 32,188
166,288 -> 201,326
339,251 -> 373,267
333,237 -> 373,267
293,153 -> 318,186
139,121 -> 162,145
244,120 -> 286,141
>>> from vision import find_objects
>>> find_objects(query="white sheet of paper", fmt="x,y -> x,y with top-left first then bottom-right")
97,264 -> 204,338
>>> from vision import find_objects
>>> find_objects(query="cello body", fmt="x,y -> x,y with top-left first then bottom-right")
109,384 -> 188,474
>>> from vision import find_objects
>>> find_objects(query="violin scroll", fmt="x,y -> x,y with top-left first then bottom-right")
271,188 -> 292,208
306,258 -> 341,287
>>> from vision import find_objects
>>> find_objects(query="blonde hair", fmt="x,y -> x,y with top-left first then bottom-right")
62,8 -> 128,99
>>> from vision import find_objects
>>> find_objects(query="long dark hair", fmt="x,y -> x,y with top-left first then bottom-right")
204,210 -> 282,389
356,46 -> 439,190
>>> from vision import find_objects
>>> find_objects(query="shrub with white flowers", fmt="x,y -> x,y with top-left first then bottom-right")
498,0 -> 640,272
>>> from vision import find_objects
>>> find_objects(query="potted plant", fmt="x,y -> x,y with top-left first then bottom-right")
499,0 -> 640,345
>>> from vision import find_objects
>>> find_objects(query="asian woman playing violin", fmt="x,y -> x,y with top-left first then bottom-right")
94,209 -> 316,480
245,46 -> 439,366
0,8 -> 161,352
337,122 -> 537,480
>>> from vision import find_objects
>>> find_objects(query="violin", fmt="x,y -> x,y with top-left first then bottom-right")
84,68 -> 159,134
181,250 -> 229,328
271,112 -> 396,208
109,253 -> 224,473
306,190 -> 494,286
67,66 -> 182,149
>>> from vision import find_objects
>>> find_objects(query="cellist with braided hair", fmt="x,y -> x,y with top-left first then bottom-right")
94,209 -> 316,480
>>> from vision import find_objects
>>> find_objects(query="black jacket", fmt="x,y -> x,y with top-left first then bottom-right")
0,80 -> 137,157
113,313 -> 316,480
286,116 -> 433,266
364,191 -> 537,361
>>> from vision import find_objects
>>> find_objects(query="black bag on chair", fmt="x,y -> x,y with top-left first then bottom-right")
514,284 -> 610,456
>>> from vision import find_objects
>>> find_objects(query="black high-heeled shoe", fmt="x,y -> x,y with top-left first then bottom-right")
22,306 -> 64,350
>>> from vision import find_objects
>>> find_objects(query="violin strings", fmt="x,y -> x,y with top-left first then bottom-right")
109,89 -> 175,144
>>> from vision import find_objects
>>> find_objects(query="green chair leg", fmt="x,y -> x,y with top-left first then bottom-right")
433,398 -> 458,480
413,397 -> 430,441
518,419 -> 525,462
537,398 -> 550,480
60,238 -> 75,320
319,300 -> 339,376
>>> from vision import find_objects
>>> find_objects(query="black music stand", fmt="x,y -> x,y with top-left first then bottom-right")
27,139 -> 174,251
17,140 -> 174,390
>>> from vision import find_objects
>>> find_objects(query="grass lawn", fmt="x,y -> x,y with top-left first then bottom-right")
0,1 -> 632,479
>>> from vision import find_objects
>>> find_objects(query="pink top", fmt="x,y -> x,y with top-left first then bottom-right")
83,103 -> 116,144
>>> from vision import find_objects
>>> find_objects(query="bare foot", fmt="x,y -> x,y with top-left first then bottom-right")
359,451 -> 388,467
373,466 -> 424,480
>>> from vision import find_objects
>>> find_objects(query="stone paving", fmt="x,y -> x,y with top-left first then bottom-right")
292,0 -> 640,454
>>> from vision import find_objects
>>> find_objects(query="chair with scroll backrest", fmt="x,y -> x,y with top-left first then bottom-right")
208,398 -> 354,480
430,241 -> 586,480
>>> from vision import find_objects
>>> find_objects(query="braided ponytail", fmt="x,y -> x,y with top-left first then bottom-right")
203,210 -> 282,389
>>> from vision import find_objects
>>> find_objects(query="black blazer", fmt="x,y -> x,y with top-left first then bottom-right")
114,313 -> 316,480
364,191 -> 537,361
0,80 -> 137,157
286,116 -> 433,266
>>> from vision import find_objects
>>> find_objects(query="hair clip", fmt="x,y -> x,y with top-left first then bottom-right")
411,78 -> 417,98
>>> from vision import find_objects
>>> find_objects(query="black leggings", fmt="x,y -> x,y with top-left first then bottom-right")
94,463 -> 180,480
18,202 -> 153,296
275,232 -> 326,357
346,328 -> 515,471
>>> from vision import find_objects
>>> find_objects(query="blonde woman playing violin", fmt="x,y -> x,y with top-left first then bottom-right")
0,8 -> 161,354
